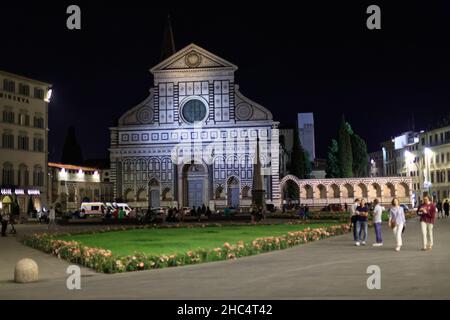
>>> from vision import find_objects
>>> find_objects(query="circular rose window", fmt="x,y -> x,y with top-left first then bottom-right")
182,99 -> 207,123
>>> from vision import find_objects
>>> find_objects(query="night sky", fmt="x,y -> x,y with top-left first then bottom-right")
1,1 -> 450,162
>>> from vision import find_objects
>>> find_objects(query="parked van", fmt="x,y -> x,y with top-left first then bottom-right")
79,202 -> 106,218
106,202 -> 133,216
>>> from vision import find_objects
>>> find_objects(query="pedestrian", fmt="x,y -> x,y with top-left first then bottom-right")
437,201 -> 443,219
444,199 -> 450,218
371,199 -> 385,246
389,198 -> 406,252
48,206 -> 56,230
355,199 -> 369,246
205,206 -> 212,219
350,199 -> 360,242
298,205 -> 305,219
418,195 -> 437,251
1,209 -> 9,237
304,205 -> 309,220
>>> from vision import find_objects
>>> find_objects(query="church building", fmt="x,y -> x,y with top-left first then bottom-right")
109,42 -> 280,211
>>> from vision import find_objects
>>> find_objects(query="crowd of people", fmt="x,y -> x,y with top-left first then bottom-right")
436,199 -> 450,219
350,195 -> 437,252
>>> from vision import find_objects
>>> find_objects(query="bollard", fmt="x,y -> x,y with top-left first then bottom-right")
14,258 -> 39,283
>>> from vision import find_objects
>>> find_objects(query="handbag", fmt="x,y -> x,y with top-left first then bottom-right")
389,219 -> 396,229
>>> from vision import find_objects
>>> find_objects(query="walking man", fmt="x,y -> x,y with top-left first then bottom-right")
350,199 -> 360,242
372,199 -> 385,246
437,201 -> 443,219
418,195 -> 437,251
48,206 -> 56,230
1,209 -> 9,237
443,199 -> 449,218
355,199 -> 369,246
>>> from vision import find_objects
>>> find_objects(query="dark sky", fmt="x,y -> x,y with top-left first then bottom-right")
1,1 -> 450,161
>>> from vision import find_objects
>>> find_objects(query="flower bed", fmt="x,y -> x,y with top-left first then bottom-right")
23,224 -> 350,274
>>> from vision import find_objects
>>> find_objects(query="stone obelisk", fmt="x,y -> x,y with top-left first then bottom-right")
251,136 -> 265,209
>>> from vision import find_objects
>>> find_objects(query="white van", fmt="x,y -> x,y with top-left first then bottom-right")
107,202 -> 133,216
80,202 -> 106,218
116,203 -> 133,216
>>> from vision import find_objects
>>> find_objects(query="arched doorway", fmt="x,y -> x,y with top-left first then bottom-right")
227,176 -> 240,208
148,179 -> 160,208
282,180 -> 300,204
182,163 -> 208,208
1,195 -> 12,215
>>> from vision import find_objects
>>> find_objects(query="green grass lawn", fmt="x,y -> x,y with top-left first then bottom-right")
57,223 -> 342,257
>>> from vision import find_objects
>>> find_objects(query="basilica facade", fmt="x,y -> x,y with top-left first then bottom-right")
109,44 -> 280,210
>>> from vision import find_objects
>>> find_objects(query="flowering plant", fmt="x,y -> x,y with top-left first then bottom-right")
24,224 -> 350,274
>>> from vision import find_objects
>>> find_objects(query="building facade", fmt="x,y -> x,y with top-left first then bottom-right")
417,125 -> 450,202
48,163 -> 114,212
110,44 -> 280,210
0,70 -> 51,218
298,113 -> 315,161
280,175 -> 413,208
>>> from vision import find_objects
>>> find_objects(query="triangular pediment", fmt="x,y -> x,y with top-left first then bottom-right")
150,43 -> 238,73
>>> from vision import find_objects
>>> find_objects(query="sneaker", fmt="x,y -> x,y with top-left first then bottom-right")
361,241 -> 367,246
421,247 -> 428,251
355,242 -> 360,246
373,243 -> 383,247
395,247 -> 401,252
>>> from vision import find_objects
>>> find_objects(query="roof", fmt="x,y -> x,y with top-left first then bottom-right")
48,162 -> 100,172
0,70 -> 52,87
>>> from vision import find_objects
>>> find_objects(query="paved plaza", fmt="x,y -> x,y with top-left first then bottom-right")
1,218 -> 449,300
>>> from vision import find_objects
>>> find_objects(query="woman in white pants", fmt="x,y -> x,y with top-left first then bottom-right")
389,198 -> 406,252
418,195 -> 436,251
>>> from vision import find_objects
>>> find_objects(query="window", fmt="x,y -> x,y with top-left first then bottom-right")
33,137 -> 44,152
429,136 -> 433,145
18,135 -> 29,150
34,116 -> 44,128
182,99 -> 207,123
18,164 -> 29,186
442,153 -> 445,163
34,87 -> 44,99
436,154 -> 440,164
431,171 -> 435,184
2,132 -> 14,149
19,83 -> 30,96
2,162 -> 14,185
421,137 -> 425,146
2,110 -> 15,123
33,166 -> 44,187
3,79 -> 15,93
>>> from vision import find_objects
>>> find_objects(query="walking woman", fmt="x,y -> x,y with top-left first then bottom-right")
418,195 -> 436,251
389,198 -> 406,252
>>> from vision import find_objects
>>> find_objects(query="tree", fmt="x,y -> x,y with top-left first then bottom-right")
338,115 -> 353,178
351,133 -> 369,177
61,126 -> 83,165
290,126 -> 311,179
326,139 -> 340,178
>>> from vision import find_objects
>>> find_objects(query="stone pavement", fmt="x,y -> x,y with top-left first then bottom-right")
1,217 -> 449,299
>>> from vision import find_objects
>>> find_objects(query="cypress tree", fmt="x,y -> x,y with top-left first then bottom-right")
338,115 -> 353,177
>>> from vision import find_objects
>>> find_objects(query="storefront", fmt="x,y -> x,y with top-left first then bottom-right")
0,188 -> 43,217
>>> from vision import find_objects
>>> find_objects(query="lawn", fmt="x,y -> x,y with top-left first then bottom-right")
57,223 -> 342,256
